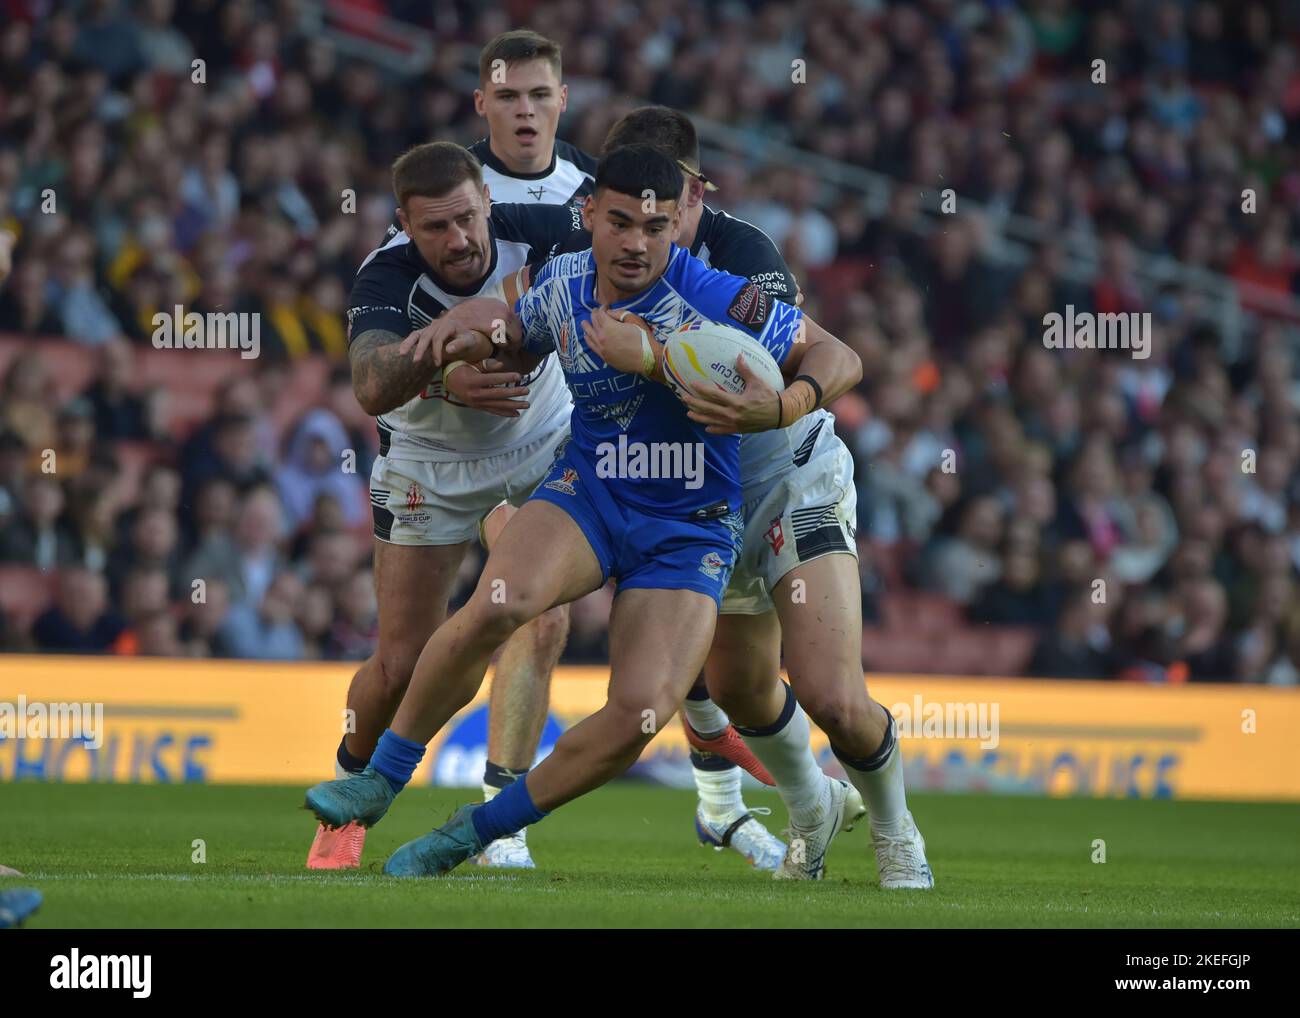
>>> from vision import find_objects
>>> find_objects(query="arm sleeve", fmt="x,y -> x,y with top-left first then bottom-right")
346,253 -> 412,343
710,220 -> 800,303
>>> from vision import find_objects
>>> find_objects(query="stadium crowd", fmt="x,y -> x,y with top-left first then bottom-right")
0,0 -> 1299,682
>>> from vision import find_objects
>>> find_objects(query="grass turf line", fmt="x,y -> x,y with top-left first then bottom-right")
1,782 -> 1297,928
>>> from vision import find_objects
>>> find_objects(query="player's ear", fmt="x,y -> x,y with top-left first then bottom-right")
687,177 -> 705,208
396,206 -> 410,237
473,88 -> 485,117
558,82 -> 568,114
482,184 -> 492,214
581,195 -> 594,231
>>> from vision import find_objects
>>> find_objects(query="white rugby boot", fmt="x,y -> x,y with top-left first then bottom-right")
474,829 -> 536,869
871,810 -> 934,888
774,777 -> 866,880
695,807 -> 786,871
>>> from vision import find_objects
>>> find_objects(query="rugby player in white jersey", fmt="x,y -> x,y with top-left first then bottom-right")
508,108 -> 933,885
305,141 -> 589,871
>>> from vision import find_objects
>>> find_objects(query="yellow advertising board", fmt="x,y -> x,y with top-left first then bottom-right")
1,656 -> 1297,801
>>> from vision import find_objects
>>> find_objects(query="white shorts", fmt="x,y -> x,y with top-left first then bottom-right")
721,435 -> 859,615
369,425 -> 568,546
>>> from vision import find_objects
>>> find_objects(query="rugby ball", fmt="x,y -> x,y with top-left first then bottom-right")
660,320 -> 786,401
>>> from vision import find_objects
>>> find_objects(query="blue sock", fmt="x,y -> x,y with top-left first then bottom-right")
471,776 -> 548,844
370,729 -> 425,793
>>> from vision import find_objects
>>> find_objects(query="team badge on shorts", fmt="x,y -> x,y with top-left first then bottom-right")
699,551 -> 726,579
544,467 -> 579,496
764,517 -> 785,555
397,482 -> 431,526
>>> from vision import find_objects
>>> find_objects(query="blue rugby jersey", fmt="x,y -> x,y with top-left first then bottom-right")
516,246 -> 804,517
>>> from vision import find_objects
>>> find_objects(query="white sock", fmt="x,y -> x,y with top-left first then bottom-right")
738,691 -> 827,827
682,695 -> 730,738
693,763 -> 744,822
838,713 -> 909,832
482,783 -> 499,802
335,760 -> 355,781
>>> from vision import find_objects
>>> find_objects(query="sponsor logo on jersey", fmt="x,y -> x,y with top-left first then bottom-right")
543,467 -> 579,496
764,517 -> 785,555
527,185 -> 547,201
699,551 -> 726,578
726,283 -> 771,329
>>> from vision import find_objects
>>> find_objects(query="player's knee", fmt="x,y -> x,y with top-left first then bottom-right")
706,664 -> 770,717
605,689 -> 677,751
467,585 -> 543,644
795,684 -> 871,744
529,603 -> 570,660
375,642 -> 422,701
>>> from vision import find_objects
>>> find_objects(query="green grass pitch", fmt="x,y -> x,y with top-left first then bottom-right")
2,782 -> 1297,928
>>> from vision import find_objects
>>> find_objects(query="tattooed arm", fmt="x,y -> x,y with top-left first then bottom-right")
349,327 -> 439,416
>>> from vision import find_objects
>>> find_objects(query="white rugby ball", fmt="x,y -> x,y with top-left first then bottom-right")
661,320 -> 786,401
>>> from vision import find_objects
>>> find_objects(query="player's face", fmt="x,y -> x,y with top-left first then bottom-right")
397,180 -> 493,288
585,189 -> 681,298
475,60 -> 567,171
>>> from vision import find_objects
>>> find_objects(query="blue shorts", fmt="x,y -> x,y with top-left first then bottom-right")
528,440 -> 743,607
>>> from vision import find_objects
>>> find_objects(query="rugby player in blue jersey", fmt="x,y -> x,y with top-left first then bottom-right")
304,146 -> 864,876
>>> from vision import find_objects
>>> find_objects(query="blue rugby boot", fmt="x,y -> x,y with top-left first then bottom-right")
384,804 -> 486,877
305,765 -> 396,829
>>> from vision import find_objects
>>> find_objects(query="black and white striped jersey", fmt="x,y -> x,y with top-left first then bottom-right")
347,202 -> 584,462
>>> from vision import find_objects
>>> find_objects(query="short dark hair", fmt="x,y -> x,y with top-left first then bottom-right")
602,106 -> 700,167
391,142 -> 483,208
478,30 -> 562,84
594,144 -> 684,206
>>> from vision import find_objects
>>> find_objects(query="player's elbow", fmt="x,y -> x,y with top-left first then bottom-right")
845,346 -> 863,390
353,377 -> 394,417
353,379 -> 383,417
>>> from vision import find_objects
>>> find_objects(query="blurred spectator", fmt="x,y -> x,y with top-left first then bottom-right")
186,485 -> 285,609
325,568 -> 377,660
82,339 -> 159,440
0,475 -> 79,570
178,576 -> 233,658
215,570 -> 306,660
1,352 -> 57,453
277,409 -> 367,531
1027,587 -> 1119,679
31,567 -> 125,652
915,495 -> 1005,605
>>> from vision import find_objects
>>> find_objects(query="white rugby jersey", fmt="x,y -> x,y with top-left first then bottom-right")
347,202 -> 584,462
468,138 -> 596,206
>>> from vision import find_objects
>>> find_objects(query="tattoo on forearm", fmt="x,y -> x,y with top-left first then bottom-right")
350,328 -> 437,414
